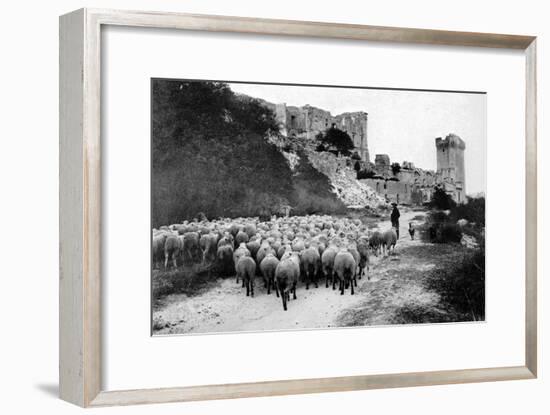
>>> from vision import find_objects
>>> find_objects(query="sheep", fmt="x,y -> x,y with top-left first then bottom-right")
235,230 -> 249,247
152,232 -> 168,269
259,254 -> 279,295
256,243 -> 276,266
275,254 -> 300,311
246,239 -> 261,261
356,239 -> 370,280
301,247 -> 321,289
236,256 -> 257,297
216,244 -> 234,276
243,223 -> 257,238
182,231 -> 201,263
200,233 -> 218,265
382,229 -> 398,256
217,234 -> 234,250
333,250 -> 357,295
164,234 -> 181,270
292,238 -> 305,252
368,231 -> 383,256
233,243 -> 251,285
321,246 -> 339,288
347,246 -> 360,287
277,244 -> 292,259
228,223 -> 241,239
271,239 -> 282,255
316,242 -> 326,257
178,224 -> 198,235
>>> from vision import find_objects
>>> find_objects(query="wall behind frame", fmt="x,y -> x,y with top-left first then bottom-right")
0,0 -> 546,415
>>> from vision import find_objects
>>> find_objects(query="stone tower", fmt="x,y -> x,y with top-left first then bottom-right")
335,112 -> 369,162
435,134 -> 466,203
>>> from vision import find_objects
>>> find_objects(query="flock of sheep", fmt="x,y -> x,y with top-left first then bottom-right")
152,215 -> 398,311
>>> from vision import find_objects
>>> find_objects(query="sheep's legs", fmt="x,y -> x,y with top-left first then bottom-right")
351,279 -> 355,295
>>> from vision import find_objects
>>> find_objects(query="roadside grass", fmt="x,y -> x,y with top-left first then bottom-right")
152,264 -> 220,302
337,243 -> 485,327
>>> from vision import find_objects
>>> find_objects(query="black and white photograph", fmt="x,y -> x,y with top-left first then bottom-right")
151,79 -> 486,335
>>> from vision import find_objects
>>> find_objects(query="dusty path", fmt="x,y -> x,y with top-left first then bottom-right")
153,209 -> 464,335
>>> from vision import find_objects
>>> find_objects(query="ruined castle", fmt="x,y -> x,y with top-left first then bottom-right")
260,98 -> 466,205
362,134 -> 466,204
262,102 -> 370,161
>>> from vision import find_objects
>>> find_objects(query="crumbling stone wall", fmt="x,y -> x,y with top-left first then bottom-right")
270,102 -> 370,162
262,94 -> 467,206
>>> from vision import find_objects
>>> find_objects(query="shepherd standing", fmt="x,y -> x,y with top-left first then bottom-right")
390,203 -> 401,239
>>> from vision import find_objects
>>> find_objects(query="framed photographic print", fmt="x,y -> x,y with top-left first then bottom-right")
59,8 -> 537,407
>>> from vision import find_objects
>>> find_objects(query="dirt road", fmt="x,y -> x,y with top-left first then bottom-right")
153,209 -> 468,335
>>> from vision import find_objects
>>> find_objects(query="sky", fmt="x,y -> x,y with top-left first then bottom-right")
228,82 -> 487,196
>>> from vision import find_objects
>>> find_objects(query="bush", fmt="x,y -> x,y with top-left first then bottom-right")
450,196 -> 485,226
425,195 -> 485,245
357,170 -> 375,179
430,187 -> 456,210
315,143 -> 326,152
426,249 -> 485,321
391,162 -> 401,175
438,223 -> 463,243
422,211 -> 462,243
315,126 -> 354,156
152,266 -> 215,299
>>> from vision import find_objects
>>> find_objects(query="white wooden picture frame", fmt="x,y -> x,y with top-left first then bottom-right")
59,8 -> 537,407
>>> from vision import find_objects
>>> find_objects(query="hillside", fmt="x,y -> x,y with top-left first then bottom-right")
306,150 -> 387,208
152,80 -> 346,226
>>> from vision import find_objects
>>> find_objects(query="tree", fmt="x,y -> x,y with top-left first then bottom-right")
316,126 -> 354,156
430,187 -> 456,210
391,162 -> 401,175
357,170 -> 376,180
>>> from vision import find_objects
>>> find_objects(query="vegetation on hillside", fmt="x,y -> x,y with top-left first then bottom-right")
430,187 -> 456,210
424,190 -> 485,244
391,162 -> 401,175
152,80 -> 344,226
314,126 -> 355,156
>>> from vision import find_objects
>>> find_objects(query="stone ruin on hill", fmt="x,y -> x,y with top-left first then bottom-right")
258,96 -> 466,206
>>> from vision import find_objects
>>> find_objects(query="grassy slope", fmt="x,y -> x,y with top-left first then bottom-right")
152,80 -> 343,226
